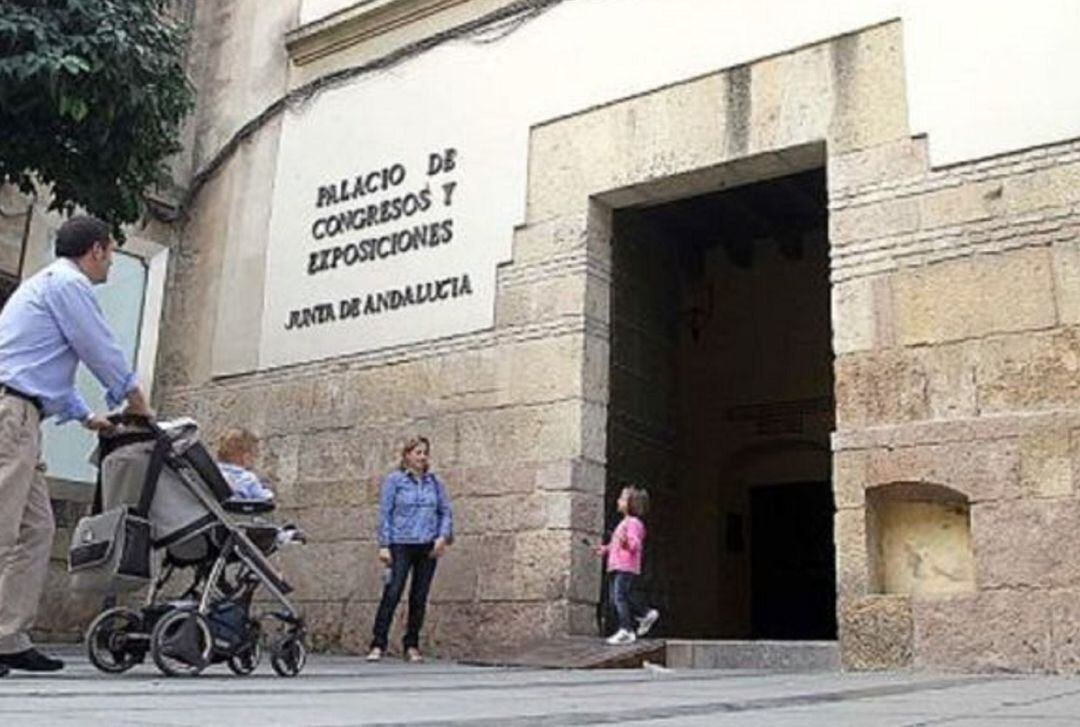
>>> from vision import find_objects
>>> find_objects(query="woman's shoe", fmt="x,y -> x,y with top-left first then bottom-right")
405,647 -> 424,663
366,647 -> 383,662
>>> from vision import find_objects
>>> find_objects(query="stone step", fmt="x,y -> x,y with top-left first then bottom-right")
464,635 -> 666,669
468,636 -> 839,671
665,639 -> 840,671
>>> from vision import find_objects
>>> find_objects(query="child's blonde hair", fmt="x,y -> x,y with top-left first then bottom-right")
218,428 -> 259,465
622,485 -> 649,517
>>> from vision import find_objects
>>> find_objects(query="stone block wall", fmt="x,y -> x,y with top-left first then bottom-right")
154,19 -> 914,658
156,175 -> 612,658
156,334 -> 598,656
142,10 -> 1080,671
831,135 -> 1080,672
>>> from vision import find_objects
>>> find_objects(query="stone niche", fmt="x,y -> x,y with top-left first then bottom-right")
866,482 -> 975,597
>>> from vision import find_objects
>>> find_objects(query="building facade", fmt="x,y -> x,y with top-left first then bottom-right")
11,0 -> 1080,671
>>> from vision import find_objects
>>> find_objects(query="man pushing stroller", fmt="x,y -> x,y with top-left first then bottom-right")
0,216 -> 151,676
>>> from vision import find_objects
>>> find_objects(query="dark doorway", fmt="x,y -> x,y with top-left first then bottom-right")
750,482 -> 837,639
605,162 -> 835,640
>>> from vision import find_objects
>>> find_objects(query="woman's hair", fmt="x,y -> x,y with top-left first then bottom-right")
218,428 -> 259,465
622,485 -> 650,517
399,435 -> 431,471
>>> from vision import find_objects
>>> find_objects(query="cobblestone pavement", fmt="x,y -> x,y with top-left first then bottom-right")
3,651 -> 1080,726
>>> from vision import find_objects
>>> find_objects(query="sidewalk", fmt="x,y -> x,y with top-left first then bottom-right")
2,649 -> 1080,725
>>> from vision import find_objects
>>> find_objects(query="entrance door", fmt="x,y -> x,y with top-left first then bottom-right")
604,166 -> 833,638
750,482 -> 836,639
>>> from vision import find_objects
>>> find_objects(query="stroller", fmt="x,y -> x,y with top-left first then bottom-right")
71,415 -> 307,677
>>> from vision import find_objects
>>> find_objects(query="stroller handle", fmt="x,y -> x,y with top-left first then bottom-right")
105,412 -> 162,433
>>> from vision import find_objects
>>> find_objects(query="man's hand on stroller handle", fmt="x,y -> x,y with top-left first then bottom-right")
105,411 -> 155,427
98,386 -> 156,432
82,414 -> 113,432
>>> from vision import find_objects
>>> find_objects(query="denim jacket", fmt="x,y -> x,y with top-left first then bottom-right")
377,469 -> 453,546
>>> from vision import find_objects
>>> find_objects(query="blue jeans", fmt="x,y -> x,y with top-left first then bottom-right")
370,543 -> 438,650
609,571 -> 647,632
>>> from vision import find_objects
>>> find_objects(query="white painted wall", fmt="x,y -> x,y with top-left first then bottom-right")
904,0 -> 1080,164
259,0 -> 1080,370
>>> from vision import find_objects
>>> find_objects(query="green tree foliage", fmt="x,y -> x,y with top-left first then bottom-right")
0,0 -> 193,235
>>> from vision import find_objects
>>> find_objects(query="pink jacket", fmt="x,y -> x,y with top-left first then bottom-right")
604,516 -> 646,574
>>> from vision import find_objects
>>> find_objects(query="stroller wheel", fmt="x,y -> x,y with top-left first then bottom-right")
269,635 -> 306,677
150,609 -> 213,677
227,638 -> 263,676
86,607 -> 144,674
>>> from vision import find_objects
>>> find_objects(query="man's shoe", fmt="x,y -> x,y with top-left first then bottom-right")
366,647 -> 383,662
606,629 -> 636,645
0,662 -> 8,677
636,609 -> 660,637
0,649 -> 65,672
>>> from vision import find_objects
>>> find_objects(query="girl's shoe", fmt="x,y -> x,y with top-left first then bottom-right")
366,647 -> 383,662
636,609 -> 660,637
405,647 -> 424,663
606,629 -> 636,645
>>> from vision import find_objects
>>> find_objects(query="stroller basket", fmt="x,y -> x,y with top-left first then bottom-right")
69,507 -> 152,594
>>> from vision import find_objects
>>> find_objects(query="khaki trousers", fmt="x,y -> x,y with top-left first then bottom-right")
0,395 -> 53,655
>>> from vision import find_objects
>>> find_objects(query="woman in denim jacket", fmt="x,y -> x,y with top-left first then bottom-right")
367,435 -> 453,662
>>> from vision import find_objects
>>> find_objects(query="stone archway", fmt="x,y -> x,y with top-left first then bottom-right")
513,23 -> 911,642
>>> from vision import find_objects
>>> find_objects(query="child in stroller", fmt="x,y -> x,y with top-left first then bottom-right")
215,427 -> 304,554
74,415 -> 307,677
216,427 -> 275,504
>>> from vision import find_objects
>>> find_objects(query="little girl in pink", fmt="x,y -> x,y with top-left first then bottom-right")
594,485 -> 659,644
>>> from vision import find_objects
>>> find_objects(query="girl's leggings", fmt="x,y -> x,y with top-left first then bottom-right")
609,570 -> 647,631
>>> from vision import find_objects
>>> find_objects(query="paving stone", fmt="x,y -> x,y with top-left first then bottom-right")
6,650 -> 1080,726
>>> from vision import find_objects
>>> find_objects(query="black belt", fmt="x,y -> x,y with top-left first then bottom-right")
0,385 -> 43,416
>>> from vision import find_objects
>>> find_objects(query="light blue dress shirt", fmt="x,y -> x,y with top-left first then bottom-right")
218,463 -> 275,502
0,258 -> 137,422
378,469 -> 453,546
